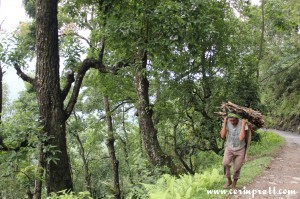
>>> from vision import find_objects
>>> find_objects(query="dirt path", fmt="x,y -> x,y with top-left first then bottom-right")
230,129 -> 300,199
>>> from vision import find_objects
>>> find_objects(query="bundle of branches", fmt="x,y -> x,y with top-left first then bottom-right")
216,101 -> 265,128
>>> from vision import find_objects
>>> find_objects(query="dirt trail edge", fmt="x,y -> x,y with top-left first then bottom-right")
231,129 -> 300,199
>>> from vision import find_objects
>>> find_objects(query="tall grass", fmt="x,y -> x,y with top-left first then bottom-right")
247,130 -> 285,157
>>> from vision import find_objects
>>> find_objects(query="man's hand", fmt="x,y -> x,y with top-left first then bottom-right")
223,117 -> 228,125
241,119 -> 247,126
220,117 -> 228,139
240,119 -> 247,141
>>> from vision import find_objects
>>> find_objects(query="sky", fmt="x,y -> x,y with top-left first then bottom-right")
0,0 -> 30,100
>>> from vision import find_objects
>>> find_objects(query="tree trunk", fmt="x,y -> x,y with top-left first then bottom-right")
120,106 -> 133,183
34,145 -> 45,199
27,189 -> 34,199
257,0 -> 265,79
103,96 -> 121,199
35,0 -> 72,194
134,51 -> 177,174
74,133 -> 92,194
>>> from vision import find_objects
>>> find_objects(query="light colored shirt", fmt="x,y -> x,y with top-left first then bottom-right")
226,120 -> 248,151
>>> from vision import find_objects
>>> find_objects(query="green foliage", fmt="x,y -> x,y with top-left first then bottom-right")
138,169 -> 222,199
259,0 -> 300,131
47,190 -> 92,199
60,33 -> 86,72
2,0 -> 298,197
192,151 -> 222,172
23,0 -> 36,18
0,84 -> 40,198
8,22 -> 36,67
248,130 -> 285,156
0,111 -> 40,198
129,131 -> 284,199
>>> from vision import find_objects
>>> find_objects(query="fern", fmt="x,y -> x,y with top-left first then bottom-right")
47,190 -> 92,199
141,168 -> 223,199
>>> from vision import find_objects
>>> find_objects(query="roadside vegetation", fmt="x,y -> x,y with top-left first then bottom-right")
133,130 -> 284,199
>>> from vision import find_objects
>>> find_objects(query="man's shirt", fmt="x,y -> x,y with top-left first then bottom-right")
226,119 -> 248,151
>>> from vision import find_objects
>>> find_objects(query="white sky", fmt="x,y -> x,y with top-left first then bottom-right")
0,0 -> 30,100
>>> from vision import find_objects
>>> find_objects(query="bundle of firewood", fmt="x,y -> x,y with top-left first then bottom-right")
215,101 -> 265,128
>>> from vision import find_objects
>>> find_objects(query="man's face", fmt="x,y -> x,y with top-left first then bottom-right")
228,118 -> 239,126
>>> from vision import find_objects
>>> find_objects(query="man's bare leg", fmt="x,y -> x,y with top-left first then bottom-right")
232,179 -> 238,190
224,177 -> 232,189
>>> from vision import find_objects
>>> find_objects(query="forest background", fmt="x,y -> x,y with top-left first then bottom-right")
0,0 -> 299,198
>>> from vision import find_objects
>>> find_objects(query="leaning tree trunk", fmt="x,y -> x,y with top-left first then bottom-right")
103,96 -> 121,199
134,51 -> 177,174
35,0 -> 72,194
74,133 -> 92,194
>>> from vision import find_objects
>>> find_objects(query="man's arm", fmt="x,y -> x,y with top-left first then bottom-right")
220,117 -> 228,139
239,119 -> 247,141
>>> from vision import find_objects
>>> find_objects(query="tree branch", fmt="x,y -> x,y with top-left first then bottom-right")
0,138 -> 29,152
73,32 -> 92,48
61,72 -> 75,101
99,39 -> 105,62
85,58 -> 129,74
14,64 -> 36,87
64,58 -> 129,119
64,62 -> 91,119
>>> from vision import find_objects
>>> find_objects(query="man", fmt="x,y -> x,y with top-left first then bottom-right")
220,112 -> 248,190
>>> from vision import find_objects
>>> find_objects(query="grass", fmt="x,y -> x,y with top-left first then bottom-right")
237,156 -> 272,185
247,130 -> 285,157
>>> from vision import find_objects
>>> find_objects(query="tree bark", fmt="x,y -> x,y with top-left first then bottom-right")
35,0 -> 72,194
34,145 -> 45,199
257,0 -> 265,79
120,105 -> 133,183
134,51 -> 177,174
74,133 -> 92,194
103,96 -> 121,199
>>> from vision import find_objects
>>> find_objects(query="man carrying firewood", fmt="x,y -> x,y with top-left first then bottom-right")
220,112 -> 248,190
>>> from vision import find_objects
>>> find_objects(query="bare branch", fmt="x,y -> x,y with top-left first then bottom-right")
61,72 -> 75,100
64,62 -> 90,119
64,58 -> 130,119
83,58 -> 129,74
74,32 -> 92,47
84,17 -> 94,31
14,64 -> 36,87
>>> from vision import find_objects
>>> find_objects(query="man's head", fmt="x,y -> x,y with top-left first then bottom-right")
227,112 -> 240,126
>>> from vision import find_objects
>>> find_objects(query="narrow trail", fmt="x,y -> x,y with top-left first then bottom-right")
230,129 -> 300,199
